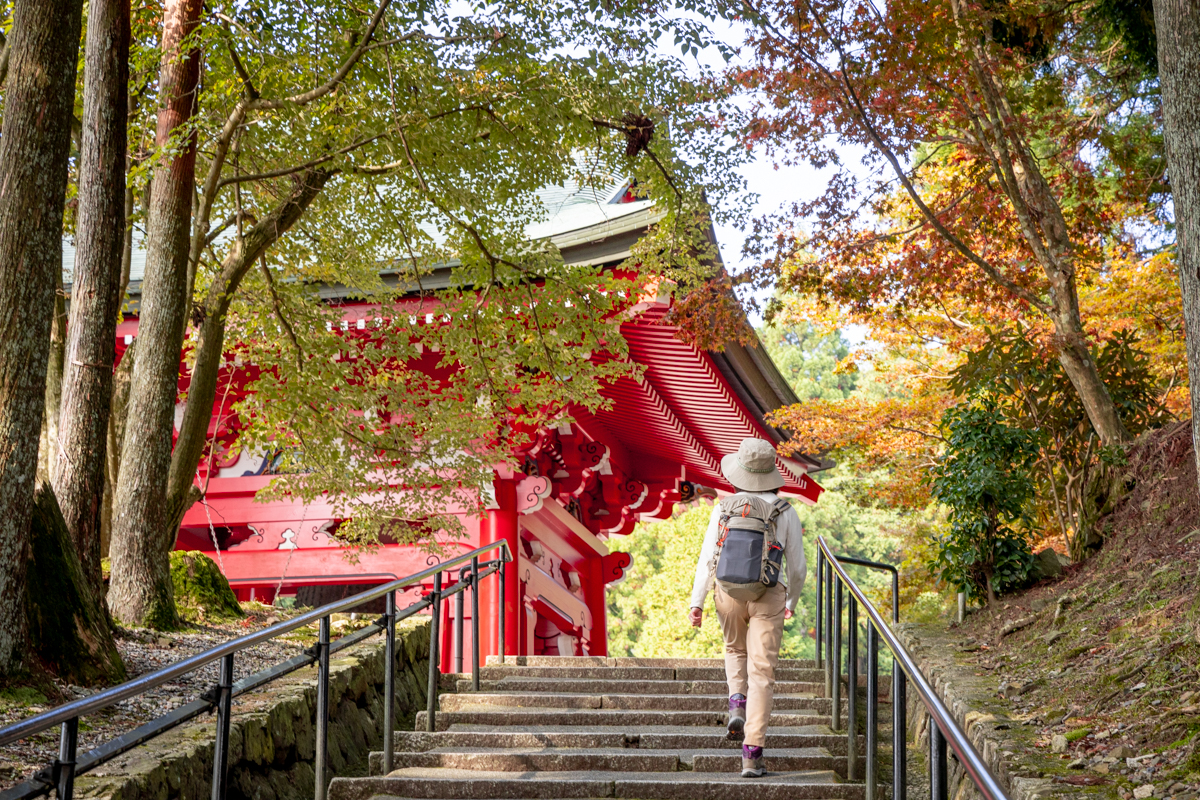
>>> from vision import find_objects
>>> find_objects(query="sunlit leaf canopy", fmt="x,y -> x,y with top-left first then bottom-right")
120,0 -> 752,547
712,0 -> 1166,327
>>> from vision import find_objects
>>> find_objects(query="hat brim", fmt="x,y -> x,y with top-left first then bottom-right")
720,452 -> 786,493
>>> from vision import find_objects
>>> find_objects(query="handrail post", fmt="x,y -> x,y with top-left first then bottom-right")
894,657 -> 907,800
815,550 -> 824,670
470,556 -> 481,692
931,719 -> 948,800
383,590 -> 397,775
211,653 -> 234,800
866,622 -> 878,800
314,616 -> 331,800
847,596 -> 858,781
825,559 -> 834,699
426,572 -> 442,733
56,717 -> 78,800
498,555 -> 507,665
831,580 -> 842,732
453,569 -> 465,674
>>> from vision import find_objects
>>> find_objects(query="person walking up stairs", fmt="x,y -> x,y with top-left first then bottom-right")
687,437 -> 808,777
328,655 -> 866,800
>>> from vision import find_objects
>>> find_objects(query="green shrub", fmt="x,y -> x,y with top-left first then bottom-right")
930,398 -> 1038,604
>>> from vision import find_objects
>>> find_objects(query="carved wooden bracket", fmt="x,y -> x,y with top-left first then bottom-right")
601,551 -> 633,584
516,474 -> 553,515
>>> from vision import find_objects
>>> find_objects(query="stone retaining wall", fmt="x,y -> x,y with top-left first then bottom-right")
76,620 -> 431,800
896,622 -> 1103,800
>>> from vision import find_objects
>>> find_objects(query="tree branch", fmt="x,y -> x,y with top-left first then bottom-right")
792,0 -> 1052,313
217,134 -> 384,188
259,256 -> 304,372
255,0 -> 393,110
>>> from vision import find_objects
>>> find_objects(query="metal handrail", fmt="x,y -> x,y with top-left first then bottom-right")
0,539 -> 513,800
814,544 -> 903,790
816,535 -> 1010,800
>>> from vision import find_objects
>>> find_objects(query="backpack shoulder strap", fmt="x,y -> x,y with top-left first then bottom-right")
764,498 -> 792,543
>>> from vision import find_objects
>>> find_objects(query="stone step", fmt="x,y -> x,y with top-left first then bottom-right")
328,768 -> 865,800
385,727 -> 857,755
478,666 -> 677,681
374,748 -> 683,774
675,667 -> 825,682
608,657 -> 818,669
484,656 -> 817,669
438,693 -> 831,713
457,678 -> 827,696
690,748 -> 842,774
416,709 -> 830,731
484,656 -> 611,667
477,665 -> 824,682
367,747 -> 844,777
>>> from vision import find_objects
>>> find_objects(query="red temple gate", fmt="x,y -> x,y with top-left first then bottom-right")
101,181 -> 827,669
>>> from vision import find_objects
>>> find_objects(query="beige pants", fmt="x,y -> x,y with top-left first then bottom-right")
714,582 -> 786,747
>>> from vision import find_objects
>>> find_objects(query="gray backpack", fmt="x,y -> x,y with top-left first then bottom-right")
710,494 -> 790,601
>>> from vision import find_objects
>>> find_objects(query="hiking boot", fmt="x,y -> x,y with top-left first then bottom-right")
741,745 -> 765,777
727,694 -> 746,740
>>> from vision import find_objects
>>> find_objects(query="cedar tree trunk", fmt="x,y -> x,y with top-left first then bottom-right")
38,276 -> 67,482
55,0 -> 131,600
0,0 -> 85,676
109,0 -> 203,629
1155,0 -> 1200,486
102,339 -> 137,560
26,483 -> 126,685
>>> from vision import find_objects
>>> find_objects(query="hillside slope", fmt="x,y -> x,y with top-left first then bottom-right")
952,420 -> 1200,800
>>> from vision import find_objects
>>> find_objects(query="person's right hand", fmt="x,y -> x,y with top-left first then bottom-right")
687,607 -> 703,627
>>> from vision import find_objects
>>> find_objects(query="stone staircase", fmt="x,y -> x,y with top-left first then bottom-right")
328,655 -> 867,800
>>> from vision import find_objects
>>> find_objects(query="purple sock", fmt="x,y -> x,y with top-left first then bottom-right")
729,694 -> 747,711
743,745 -> 763,759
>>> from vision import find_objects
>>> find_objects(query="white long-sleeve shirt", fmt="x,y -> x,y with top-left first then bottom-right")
689,492 -> 807,612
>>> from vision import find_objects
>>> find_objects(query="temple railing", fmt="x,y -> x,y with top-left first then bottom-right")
0,541 -> 513,800
815,535 -> 1010,800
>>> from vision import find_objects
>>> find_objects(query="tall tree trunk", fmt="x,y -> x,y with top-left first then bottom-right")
102,340 -> 137,560
1156,0 -> 1200,487
27,483 -> 126,685
38,273 -> 68,482
55,0 -> 131,601
0,0 -> 85,676
165,169 -> 333,533
109,0 -> 203,630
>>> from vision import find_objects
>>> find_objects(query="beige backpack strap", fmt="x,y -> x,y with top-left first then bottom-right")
764,498 -> 791,544
708,505 -> 732,580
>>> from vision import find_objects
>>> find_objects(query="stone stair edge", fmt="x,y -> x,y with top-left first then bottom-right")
483,655 -> 818,668
326,769 -> 867,800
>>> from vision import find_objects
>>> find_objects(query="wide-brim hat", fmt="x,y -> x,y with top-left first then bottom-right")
720,437 -> 786,492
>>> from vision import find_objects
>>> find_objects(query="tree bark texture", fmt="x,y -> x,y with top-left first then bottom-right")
0,0 -> 85,676
166,169 -> 333,533
1155,0 -> 1200,486
1047,285 -> 1131,447
26,483 -> 126,685
109,0 -> 203,629
37,277 -> 67,482
55,0 -> 132,602
102,340 -> 137,560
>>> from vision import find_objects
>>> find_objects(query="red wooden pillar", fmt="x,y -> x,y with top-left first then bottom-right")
583,556 -> 608,657
480,476 -> 521,659
439,593 -> 454,674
